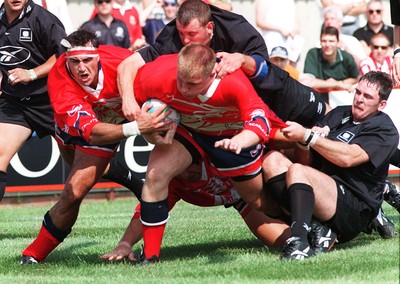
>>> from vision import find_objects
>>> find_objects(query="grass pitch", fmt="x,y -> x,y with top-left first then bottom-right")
0,197 -> 399,283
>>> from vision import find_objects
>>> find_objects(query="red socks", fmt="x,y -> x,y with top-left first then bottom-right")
22,225 -> 61,262
142,223 -> 166,258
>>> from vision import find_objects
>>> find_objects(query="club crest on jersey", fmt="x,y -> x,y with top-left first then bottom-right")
337,131 -> 355,143
20,28 -> 33,42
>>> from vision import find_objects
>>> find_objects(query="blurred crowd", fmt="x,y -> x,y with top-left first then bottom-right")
16,0 -> 396,105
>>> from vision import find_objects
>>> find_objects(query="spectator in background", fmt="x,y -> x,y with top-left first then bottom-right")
303,26 -> 359,98
142,0 -> 179,45
111,0 -> 147,50
255,0 -> 304,67
269,46 -> 300,81
353,0 -> 394,56
360,33 -> 392,75
91,0 -> 147,50
316,0 -> 368,36
142,0 -> 165,20
323,5 -> 367,67
33,0 -> 74,34
81,0 -> 130,49
390,0 -> 400,86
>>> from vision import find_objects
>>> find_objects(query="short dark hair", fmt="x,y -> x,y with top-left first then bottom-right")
65,30 -> 99,48
177,0 -> 211,26
320,26 -> 339,40
359,71 -> 393,101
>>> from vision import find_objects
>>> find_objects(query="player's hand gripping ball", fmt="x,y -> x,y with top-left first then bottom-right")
143,98 -> 180,125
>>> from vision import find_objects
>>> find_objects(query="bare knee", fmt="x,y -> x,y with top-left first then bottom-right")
145,166 -> 172,190
286,163 -> 310,184
263,150 -> 292,179
60,183 -> 90,205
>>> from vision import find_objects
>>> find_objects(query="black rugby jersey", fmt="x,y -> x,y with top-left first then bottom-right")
0,0 -> 66,97
138,4 -> 269,63
315,105 -> 399,214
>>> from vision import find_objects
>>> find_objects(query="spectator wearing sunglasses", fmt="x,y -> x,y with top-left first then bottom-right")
360,33 -> 393,75
81,0 -> 131,49
142,0 -> 179,45
353,0 -> 394,56
90,0 -> 147,51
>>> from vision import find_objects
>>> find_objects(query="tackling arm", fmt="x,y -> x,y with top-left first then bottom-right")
117,53 -> 146,121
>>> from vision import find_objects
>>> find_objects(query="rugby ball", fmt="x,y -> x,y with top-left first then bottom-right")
142,98 -> 180,125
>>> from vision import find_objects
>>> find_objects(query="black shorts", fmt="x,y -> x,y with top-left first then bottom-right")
0,93 -> 54,138
255,63 -> 327,127
325,178 -> 374,243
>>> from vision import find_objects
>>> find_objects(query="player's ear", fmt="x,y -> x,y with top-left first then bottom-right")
377,99 -> 387,111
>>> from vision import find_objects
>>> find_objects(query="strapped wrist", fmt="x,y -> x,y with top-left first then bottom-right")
122,121 -> 140,137
26,69 -> 37,81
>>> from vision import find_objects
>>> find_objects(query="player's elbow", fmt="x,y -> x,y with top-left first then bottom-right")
117,53 -> 145,75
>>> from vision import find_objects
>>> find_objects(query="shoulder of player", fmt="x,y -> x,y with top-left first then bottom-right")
98,45 -> 133,61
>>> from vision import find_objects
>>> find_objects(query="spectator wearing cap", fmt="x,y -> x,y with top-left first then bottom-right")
269,46 -> 300,81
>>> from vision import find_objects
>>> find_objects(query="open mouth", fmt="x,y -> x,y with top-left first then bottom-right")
80,74 -> 89,80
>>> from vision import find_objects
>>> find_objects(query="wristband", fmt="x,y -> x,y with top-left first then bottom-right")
122,121 -> 140,137
309,132 -> 320,146
248,55 -> 268,82
302,129 -> 313,144
394,48 -> 400,58
26,69 -> 37,81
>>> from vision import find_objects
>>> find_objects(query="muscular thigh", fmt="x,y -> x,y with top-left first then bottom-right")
146,139 -> 192,184
0,123 -> 31,170
327,179 -> 373,243
287,164 -> 338,220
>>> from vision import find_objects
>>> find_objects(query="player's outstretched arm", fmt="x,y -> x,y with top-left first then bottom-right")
100,218 -> 143,262
117,53 -> 146,121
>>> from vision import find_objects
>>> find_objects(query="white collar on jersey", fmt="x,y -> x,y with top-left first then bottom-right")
197,77 -> 221,103
81,67 -> 104,98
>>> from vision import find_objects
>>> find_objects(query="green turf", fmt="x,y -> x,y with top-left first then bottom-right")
0,198 -> 399,283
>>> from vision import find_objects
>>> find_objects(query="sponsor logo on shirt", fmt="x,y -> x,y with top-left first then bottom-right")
341,116 -> 350,124
19,28 -> 33,42
317,102 -> 323,114
339,184 -> 345,195
0,46 -> 31,66
337,131 -> 355,143
309,91 -> 315,102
